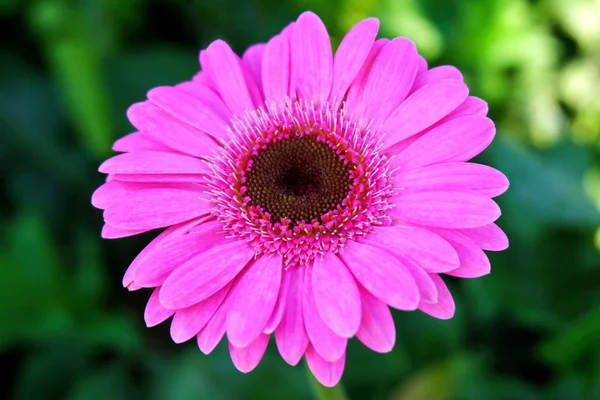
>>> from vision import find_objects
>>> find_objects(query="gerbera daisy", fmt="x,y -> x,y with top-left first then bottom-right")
92,11 -> 509,387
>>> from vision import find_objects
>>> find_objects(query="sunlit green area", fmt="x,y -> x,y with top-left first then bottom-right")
2,0 -> 600,399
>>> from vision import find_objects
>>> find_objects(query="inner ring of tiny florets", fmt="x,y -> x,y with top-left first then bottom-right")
245,134 -> 351,224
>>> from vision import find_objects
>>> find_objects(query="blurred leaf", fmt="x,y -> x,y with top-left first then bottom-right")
29,0 -> 114,159
540,306 -> 600,371
66,364 -> 133,400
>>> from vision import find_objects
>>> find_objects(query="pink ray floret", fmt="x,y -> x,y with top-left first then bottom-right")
92,11 -> 509,387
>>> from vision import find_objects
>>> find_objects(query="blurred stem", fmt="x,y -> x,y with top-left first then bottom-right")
29,0 -> 113,159
305,363 -> 349,400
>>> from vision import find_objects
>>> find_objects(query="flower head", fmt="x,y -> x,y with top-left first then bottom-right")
93,11 -> 509,387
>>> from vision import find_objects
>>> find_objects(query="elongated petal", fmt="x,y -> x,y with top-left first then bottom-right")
305,345 -> 345,388
101,224 -> 146,239
368,225 -> 459,273
201,40 -> 256,115
99,151 -> 210,175
112,132 -> 171,153
262,35 -> 290,102
144,287 -> 174,327
111,173 -> 205,183
227,255 -> 282,348
263,268 -> 293,334
104,186 -> 211,231
197,300 -> 229,354
351,38 -> 418,124
329,18 -> 379,106
390,190 -> 501,229
292,11 -> 333,103
122,217 -> 208,287
133,223 -> 227,287
243,43 -> 266,95
391,115 -> 495,171
175,81 -> 232,121
170,283 -> 230,343
127,102 -> 221,156
418,274 -> 455,319
229,334 -> 270,373
412,65 -> 463,92
303,267 -> 347,362
275,266 -> 309,366
457,223 -> 509,251
394,162 -> 510,198
443,96 -> 488,119
312,253 -> 361,337
434,230 -> 491,278
147,86 -> 230,141
159,240 -> 255,309
356,287 -> 395,353
383,79 -> 469,146
341,241 -> 419,310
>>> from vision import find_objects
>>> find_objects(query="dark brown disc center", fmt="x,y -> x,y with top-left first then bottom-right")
246,135 -> 351,223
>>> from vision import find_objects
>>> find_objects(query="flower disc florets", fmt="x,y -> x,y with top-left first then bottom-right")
210,99 -> 393,267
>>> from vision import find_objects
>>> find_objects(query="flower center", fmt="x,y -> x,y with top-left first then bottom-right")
246,135 -> 351,223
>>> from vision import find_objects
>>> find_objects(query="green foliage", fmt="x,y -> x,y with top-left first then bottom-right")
1,0 -> 599,399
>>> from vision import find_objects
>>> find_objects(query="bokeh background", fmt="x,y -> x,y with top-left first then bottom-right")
2,0 -> 600,399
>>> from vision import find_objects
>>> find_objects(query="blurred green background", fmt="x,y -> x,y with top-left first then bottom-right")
2,0 -> 600,399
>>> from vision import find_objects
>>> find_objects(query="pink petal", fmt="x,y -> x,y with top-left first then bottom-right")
196,299 -> 229,354
456,223 -> 509,251
291,11 -> 333,103
227,255 -> 282,348
122,217 -> 208,288
127,102 -> 221,157
159,240 -> 255,309
305,345 -> 345,388
418,274 -> 455,319
412,65 -> 463,92
329,18 -> 379,106
348,38 -> 418,124
192,70 -> 216,90
99,151 -> 210,175
442,96 -> 489,119
356,287 -> 395,353
92,180 -> 128,209
175,81 -> 232,122
262,34 -> 291,102
416,55 -> 428,74
390,189 -> 501,229
367,225 -> 459,273
101,224 -> 146,239
104,185 -> 211,231
242,43 -> 266,96
111,173 -> 205,183
134,223 -> 228,287
383,79 -> 469,147
344,38 -> 388,112
391,115 -> 496,171
397,254 -> 438,303
434,229 -> 491,278
229,334 -> 270,373
112,132 -> 171,153
201,40 -> 256,115
170,282 -> 231,343
341,241 -> 419,310
275,266 -> 309,366
144,287 -> 174,327
394,162 -> 510,198
303,267 -> 347,362
312,253 -> 361,338
147,86 -> 230,141
263,268 -> 293,334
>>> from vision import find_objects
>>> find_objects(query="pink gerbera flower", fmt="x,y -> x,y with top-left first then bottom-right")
92,12 -> 509,387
